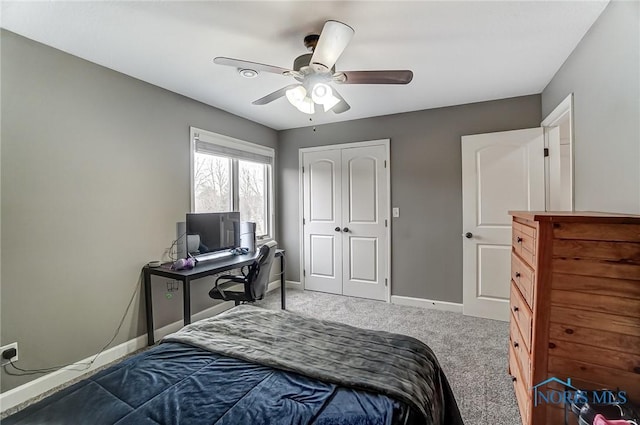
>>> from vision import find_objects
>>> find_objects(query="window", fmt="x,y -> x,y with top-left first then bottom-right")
191,127 -> 274,240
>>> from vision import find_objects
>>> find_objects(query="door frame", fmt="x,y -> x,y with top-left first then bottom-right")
298,139 -> 392,302
541,93 -> 574,211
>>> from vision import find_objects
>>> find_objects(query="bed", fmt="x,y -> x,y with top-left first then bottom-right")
4,305 -> 463,425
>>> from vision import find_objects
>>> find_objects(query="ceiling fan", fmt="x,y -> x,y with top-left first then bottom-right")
213,20 -> 413,115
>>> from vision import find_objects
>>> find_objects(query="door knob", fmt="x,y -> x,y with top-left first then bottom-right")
335,227 -> 341,232
465,232 -> 473,239
343,227 -> 350,233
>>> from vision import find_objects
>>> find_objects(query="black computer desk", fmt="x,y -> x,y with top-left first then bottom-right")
143,249 -> 285,346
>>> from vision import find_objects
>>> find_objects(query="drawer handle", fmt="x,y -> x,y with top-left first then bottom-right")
517,237 -> 523,243
513,341 -> 519,348
565,328 -> 574,335
513,306 -> 519,312
515,272 -> 521,278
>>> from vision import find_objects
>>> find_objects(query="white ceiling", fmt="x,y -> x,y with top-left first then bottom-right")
1,1 -> 608,131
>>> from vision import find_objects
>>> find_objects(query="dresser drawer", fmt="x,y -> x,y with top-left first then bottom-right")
510,281 -> 532,352
509,344 -> 531,425
510,314 -> 532,387
511,253 -> 535,309
512,221 -> 537,267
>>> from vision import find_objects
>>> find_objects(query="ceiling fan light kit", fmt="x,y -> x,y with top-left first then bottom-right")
286,85 -> 315,114
214,20 -> 413,115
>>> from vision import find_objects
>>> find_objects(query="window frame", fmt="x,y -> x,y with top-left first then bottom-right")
190,127 -> 275,241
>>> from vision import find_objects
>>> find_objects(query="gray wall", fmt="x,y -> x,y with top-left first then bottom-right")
542,0 -> 640,214
278,95 -> 541,302
0,30 -> 278,391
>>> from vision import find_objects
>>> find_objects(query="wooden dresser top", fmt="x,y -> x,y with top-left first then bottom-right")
509,210 -> 640,224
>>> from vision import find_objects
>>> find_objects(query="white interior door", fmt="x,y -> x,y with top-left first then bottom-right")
462,128 -> 544,321
303,149 -> 343,294
543,93 -> 574,212
547,118 -> 573,211
302,142 -> 389,301
548,125 -> 563,210
341,145 -> 388,301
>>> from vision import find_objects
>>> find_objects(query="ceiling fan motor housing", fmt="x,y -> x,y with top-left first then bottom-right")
293,53 -> 336,74
293,53 -> 313,72
303,34 -> 319,51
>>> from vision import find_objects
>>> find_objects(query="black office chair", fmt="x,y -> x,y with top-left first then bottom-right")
208,244 -> 276,306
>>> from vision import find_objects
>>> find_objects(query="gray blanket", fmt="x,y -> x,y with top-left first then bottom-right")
163,305 -> 463,425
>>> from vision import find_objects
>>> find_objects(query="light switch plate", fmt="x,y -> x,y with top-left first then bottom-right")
392,207 -> 400,218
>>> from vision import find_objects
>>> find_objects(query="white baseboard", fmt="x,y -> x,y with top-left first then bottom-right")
0,281 -> 292,414
390,295 -> 463,313
285,280 -> 301,288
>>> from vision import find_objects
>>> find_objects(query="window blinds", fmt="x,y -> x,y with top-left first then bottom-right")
195,140 -> 272,165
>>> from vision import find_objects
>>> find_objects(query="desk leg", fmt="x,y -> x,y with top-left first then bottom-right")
280,255 -> 286,310
143,268 -> 154,346
183,277 -> 192,325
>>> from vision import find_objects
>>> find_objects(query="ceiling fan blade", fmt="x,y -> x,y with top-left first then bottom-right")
331,89 -> 351,114
252,84 -> 300,105
337,70 -> 414,85
310,21 -> 354,70
214,57 -> 292,76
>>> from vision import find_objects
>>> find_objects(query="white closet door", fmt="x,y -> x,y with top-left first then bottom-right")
302,149 -> 343,295
302,142 -> 389,301
341,145 -> 388,301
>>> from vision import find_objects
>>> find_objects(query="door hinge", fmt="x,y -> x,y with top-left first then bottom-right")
544,148 -> 549,157
385,219 -> 388,227
385,278 -> 388,287
384,160 -> 387,168
303,218 -> 306,225
302,166 -> 305,173
303,269 -> 306,277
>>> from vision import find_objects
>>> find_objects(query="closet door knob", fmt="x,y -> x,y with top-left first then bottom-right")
515,272 -> 521,278
517,237 -> 523,243
465,232 -> 473,239
342,227 -> 350,233
335,227 -> 341,232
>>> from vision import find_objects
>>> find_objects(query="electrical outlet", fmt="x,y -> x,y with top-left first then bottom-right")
1,342 -> 18,366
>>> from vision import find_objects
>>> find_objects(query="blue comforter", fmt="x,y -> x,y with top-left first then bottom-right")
4,342 -> 410,425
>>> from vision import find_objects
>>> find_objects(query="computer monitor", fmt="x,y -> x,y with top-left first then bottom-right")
185,212 -> 240,260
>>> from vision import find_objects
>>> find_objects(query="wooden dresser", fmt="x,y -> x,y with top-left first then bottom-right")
508,211 -> 640,425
